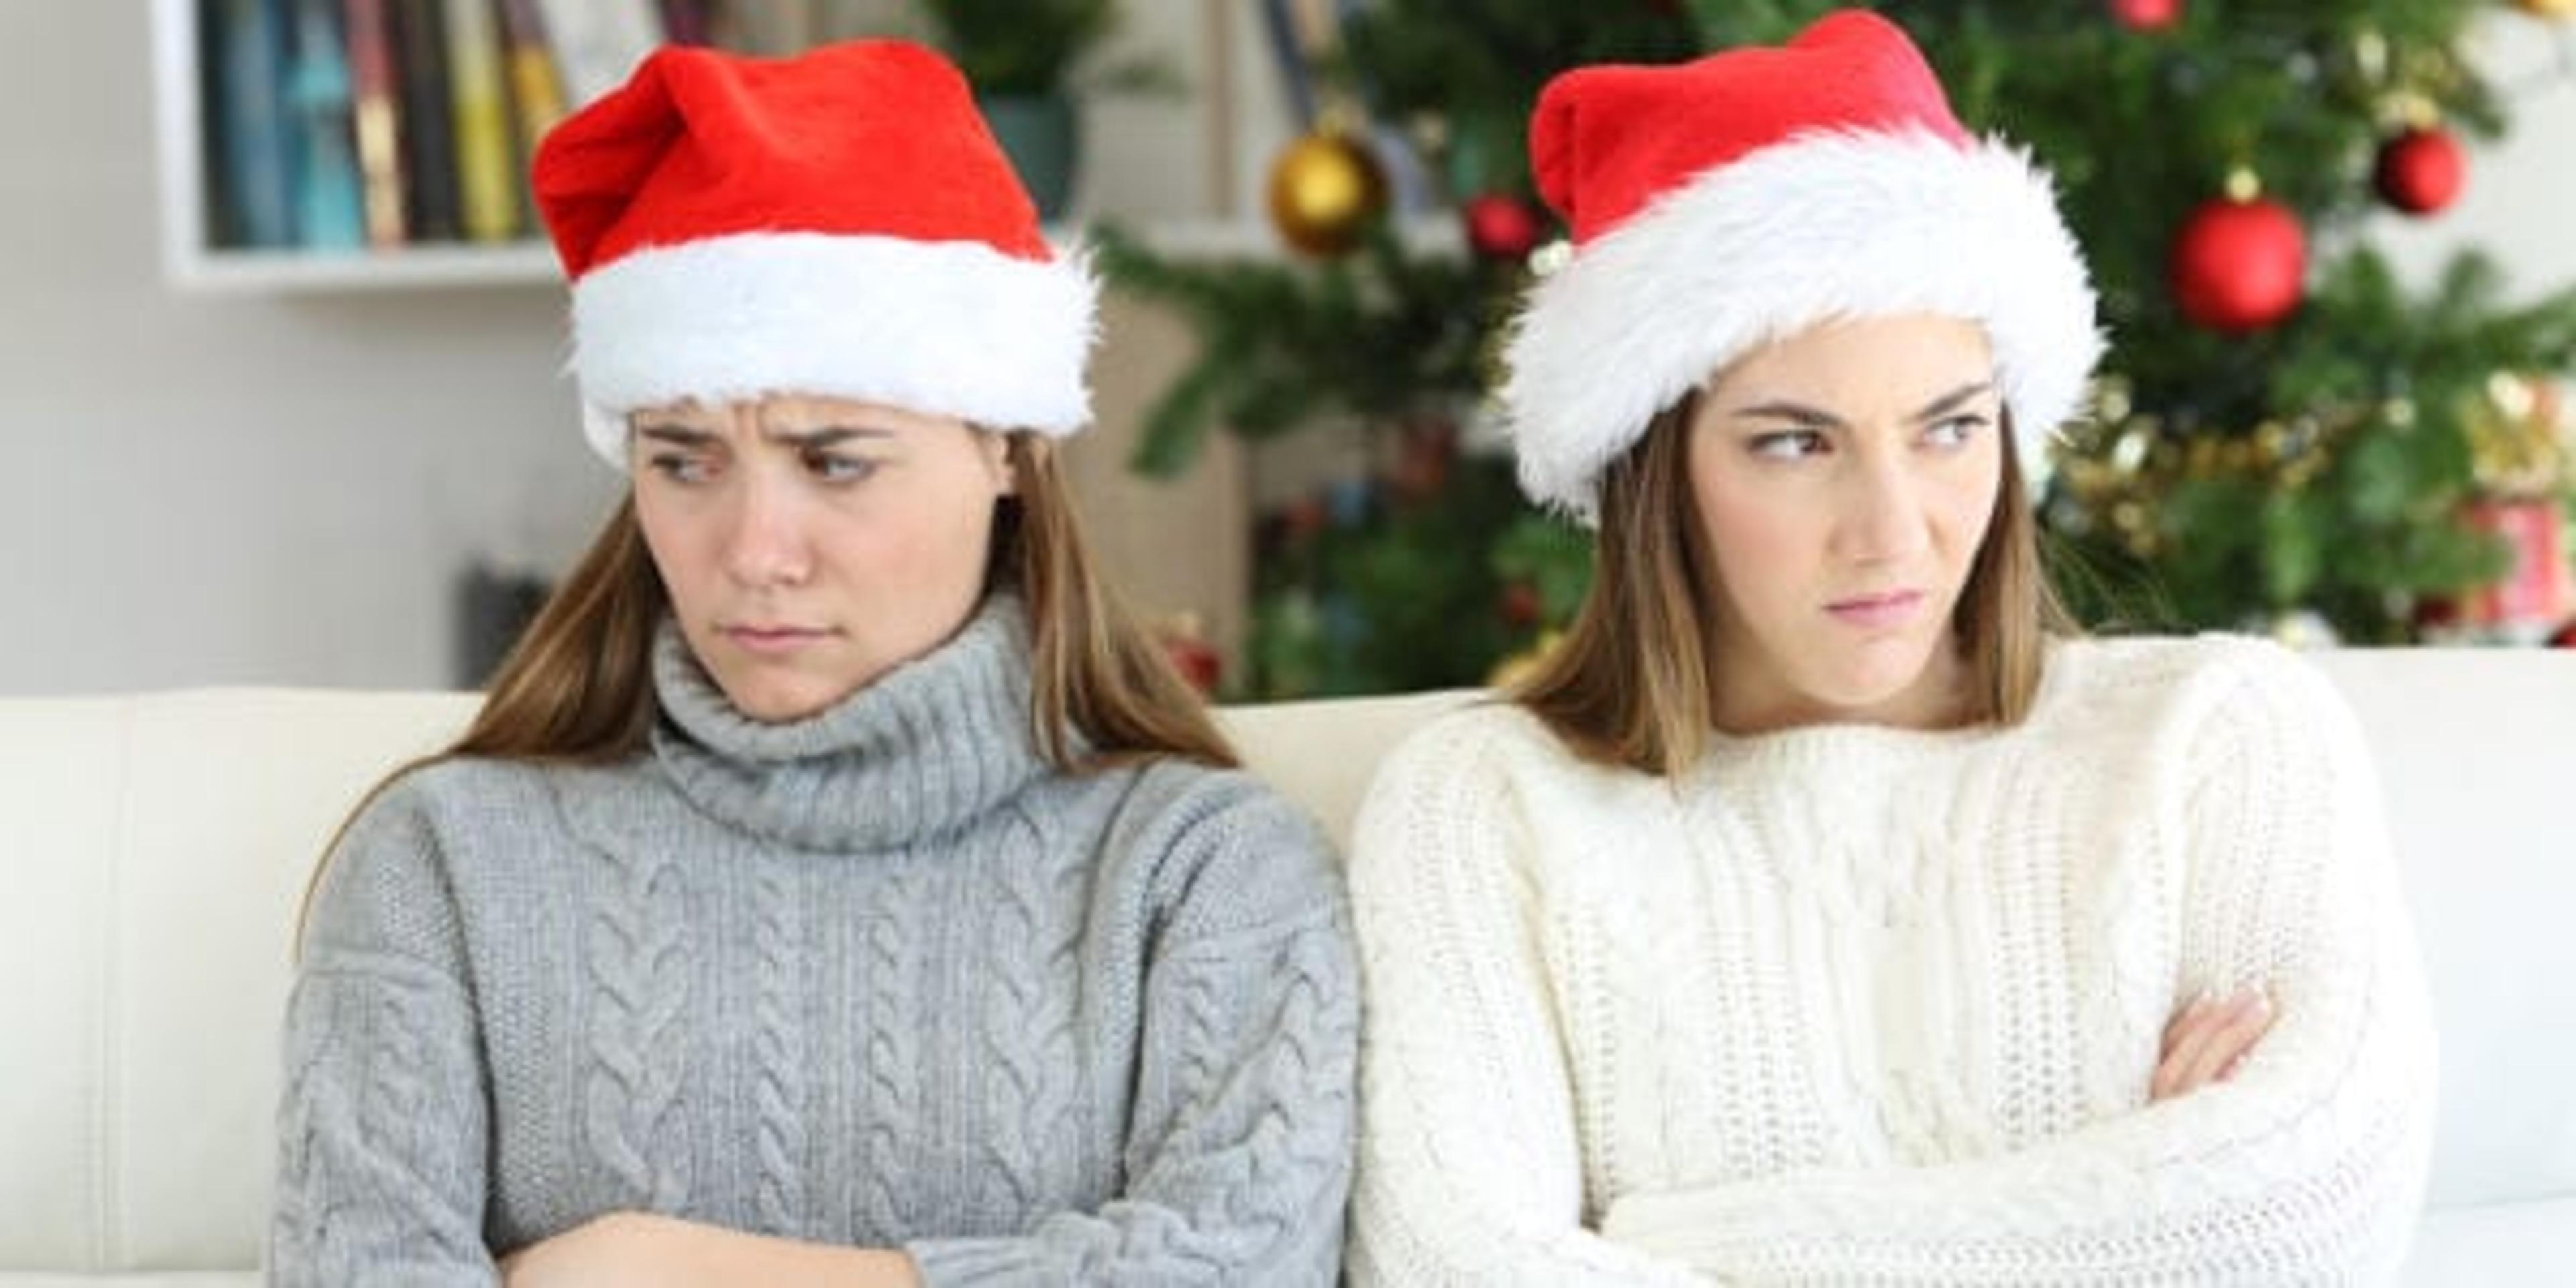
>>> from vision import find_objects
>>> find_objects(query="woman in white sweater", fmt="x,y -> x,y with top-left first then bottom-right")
1345,11 -> 2436,1285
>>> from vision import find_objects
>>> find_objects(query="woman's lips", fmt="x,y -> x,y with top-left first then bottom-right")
1825,590 -> 1924,631
722,625 -> 833,656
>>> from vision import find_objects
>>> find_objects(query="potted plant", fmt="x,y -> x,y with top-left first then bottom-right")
918,0 -> 1177,220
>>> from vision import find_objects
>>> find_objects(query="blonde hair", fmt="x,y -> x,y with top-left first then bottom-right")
1513,394 -> 2073,776
301,433 -> 1230,940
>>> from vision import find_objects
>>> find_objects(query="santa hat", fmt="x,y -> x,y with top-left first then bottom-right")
1503,9 -> 2100,521
532,40 -> 1097,464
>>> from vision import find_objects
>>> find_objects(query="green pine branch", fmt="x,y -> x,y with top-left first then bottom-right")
1093,221 -> 1495,476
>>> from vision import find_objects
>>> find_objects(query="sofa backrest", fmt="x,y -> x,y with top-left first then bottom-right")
0,652 -> 2568,1274
0,690 -> 476,1275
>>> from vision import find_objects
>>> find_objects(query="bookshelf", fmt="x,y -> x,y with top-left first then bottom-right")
151,0 -> 1433,295
152,0 -> 555,292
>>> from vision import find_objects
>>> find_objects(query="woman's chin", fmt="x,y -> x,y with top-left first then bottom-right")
715,672 -> 863,724
1798,644 -> 1945,719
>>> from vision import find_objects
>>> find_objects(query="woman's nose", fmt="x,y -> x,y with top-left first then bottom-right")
720,472 -> 814,588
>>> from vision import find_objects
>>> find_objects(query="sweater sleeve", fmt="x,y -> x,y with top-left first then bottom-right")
270,783 -> 501,1288
905,773 -> 1360,1286
1599,645 -> 2439,1285
1345,714 -> 1709,1287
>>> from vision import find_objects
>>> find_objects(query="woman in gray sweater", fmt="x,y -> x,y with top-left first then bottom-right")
270,40 -> 1357,1288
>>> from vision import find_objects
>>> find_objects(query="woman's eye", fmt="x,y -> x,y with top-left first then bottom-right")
809,453 -> 879,483
647,454 -> 714,484
1750,429 -> 1828,460
1926,415 -> 1989,447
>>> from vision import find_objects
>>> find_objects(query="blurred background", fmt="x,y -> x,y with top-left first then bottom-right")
7,0 -> 2574,700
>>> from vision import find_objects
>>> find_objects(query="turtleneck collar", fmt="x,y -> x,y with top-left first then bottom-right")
647,592 -> 1058,852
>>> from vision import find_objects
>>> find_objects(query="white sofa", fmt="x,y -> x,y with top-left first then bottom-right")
2,651 -> 2571,1285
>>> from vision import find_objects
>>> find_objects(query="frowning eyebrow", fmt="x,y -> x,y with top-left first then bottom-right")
765,426 -> 894,449
632,424 -> 894,448
1729,381 -> 1996,428
634,424 -> 718,447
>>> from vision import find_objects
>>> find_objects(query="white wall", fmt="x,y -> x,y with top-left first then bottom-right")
1,4 -> 2569,696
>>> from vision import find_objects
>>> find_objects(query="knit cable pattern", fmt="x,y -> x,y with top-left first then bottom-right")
581,825 -> 694,1210
751,849 -> 807,1236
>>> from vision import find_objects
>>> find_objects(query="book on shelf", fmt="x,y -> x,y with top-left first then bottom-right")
442,0 -> 519,241
494,0 -> 568,228
286,0 -> 366,248
341,0 -> 409,246
392,0 -> 462,241
210,0 -> 297,248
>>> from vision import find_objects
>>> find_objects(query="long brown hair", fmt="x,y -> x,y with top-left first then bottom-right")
1513,394 -> 2074,776
439,432 -> 1232,769
301,431 -> 1231,941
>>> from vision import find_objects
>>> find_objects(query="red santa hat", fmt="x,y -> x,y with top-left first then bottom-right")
1504,9 -> 2100,521
532,40 -> 1097,464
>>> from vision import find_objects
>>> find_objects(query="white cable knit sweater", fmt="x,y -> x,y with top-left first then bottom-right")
1346,633 -> 2436,1286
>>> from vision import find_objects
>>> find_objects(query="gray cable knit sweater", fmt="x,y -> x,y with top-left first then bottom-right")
269,596 -> 1360,1285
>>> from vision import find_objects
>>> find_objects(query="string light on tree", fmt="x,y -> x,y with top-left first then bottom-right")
2171,168 -> 2306,332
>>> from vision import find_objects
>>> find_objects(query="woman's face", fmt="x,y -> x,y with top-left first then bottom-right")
630,394 -> 1013,722
1685,313 -> 2003,733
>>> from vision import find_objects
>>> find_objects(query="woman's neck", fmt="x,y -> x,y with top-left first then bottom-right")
1711,637 -> 1976,737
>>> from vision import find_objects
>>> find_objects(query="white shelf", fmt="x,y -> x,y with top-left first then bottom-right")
170,241 -> 563,293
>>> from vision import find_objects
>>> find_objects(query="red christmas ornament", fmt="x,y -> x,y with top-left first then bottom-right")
2550,618 -> 2576,647
2373,127 -> 2467,216
2171,197 -> 2306,332
1464,193 -> 1543,262
2109,0 -> 2182,31
1499,582 -> 1543,629
1157,613 -> 1222,695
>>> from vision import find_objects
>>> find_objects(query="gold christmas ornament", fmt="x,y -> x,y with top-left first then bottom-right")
2464,371 -> 2568,496
2512,0 -> 2576,20
1267,129 -> 1388,257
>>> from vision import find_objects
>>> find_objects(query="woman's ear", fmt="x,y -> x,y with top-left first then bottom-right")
985,431 -> 1031,497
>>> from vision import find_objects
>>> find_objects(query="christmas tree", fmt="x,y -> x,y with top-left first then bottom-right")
1103,0 -> 2576,698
